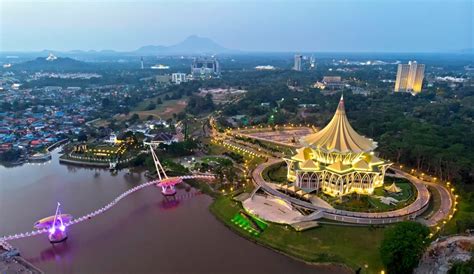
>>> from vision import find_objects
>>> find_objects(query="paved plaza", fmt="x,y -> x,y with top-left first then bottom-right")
236,127 -> 315,147
243,195 -> 304,224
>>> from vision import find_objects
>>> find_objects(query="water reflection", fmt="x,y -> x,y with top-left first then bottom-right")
1,149 -> 346,274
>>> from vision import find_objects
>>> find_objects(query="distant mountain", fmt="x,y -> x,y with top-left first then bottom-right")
0,35 -> 236,57
134,35 -> 235,55
16,55 -> 92,71
134,45 -> 167,55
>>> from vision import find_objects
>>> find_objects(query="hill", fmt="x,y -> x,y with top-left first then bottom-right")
15,55 -> 93,71
134,35 -> 235,55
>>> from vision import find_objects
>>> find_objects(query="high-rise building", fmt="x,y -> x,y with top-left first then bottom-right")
140,57 -> 144,70
293,54 -> 302,71
394,61 -> 425,93
310,55 -> 316,69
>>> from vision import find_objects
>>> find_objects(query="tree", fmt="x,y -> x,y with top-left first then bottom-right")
0,149 -> 21,162
77,131 -> 88,142
129,113 -> 140,123
146,102 -> 156,110
449,258 -> 474,274
380,222 -> 430,274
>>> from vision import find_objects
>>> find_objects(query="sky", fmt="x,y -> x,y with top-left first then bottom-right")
0,0 -> 472,52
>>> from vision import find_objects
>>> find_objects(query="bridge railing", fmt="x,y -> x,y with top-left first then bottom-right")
0,175 -> 214,244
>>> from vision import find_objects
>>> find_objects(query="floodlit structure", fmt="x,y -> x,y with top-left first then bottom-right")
285,95 -> 392,197
394,61 -> 425,93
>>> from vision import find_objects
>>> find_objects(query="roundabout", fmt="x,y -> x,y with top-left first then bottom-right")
249,158 -> 435,225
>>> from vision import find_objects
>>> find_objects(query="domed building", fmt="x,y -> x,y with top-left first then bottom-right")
284,95 -> 392,197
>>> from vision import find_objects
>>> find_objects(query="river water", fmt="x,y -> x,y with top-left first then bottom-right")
0,150 -> 346,273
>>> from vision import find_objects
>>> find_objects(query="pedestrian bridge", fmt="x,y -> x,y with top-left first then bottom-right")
0,145 -> 214,247
0,174 -> 214,245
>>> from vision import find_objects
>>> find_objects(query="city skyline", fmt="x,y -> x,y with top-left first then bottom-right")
1,0 -> 472,53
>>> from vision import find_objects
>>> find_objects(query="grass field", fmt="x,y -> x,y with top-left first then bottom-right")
210,195 -> 386,273
201,156 -> 233,166
118,96 -> 188,121
442,195 -> 474,235
262,162 -> 287,183
419,185 -> 442,219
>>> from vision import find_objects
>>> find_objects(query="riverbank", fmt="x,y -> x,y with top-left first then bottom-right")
209,195 -> 386,274
0,244 -> 44,273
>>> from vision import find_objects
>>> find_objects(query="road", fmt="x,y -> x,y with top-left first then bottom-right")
251,158 -> 451,226
393,168 -> 454,227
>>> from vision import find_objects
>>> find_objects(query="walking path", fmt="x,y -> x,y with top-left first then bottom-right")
392,168 -> 454,227
251,158 -> 452,226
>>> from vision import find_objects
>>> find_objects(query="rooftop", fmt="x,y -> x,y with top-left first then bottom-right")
301,95 -> 377,154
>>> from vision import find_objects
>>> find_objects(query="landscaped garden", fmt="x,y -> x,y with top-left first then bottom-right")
210,195 -> 387,273
318,177 -> 417,212
262,162 -> 287,183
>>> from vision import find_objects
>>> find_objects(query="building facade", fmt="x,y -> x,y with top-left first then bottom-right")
171,73 -> 187,84
394,61 -> 425,93
285,96 -> 391,197
191,57 -> 220,78
293,54 -> 302,71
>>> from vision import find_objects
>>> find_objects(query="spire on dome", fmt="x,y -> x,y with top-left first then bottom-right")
300,96 -> 377,154
337,94 -> 345,112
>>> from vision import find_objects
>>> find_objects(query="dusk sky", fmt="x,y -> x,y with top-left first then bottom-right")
1,0 -> 472,52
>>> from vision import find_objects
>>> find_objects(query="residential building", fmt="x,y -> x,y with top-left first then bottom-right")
171,73 -> 187,84
394,61 -> 425,93
293,54 -> 302,71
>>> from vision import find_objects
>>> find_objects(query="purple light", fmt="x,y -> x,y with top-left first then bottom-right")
59,225 -> 66,232
49,227 -> 56,234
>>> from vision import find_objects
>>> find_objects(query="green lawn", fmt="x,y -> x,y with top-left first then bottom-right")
442,197 -> 474,235
262,162 -> 288,183
418,185 -> 442,219
327,179 -> 416,212
210,195 -> 386,273
127,96 -> 188,120
201,156 -> 233,166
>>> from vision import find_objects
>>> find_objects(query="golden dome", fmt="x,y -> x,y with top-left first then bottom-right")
301,95 -> 377,154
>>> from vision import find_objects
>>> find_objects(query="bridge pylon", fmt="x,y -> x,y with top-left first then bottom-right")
149,145 -> 182,196
48,202 -> 68,243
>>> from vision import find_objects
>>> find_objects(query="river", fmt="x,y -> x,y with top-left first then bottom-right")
0,150 -> 347,273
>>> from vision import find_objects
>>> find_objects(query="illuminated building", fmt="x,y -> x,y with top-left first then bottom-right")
191,57 -> 220,78
394,61 -> 425,93
284,96 -> 392,197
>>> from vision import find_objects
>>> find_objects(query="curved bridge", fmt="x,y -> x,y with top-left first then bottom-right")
0,174 -> 214,243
